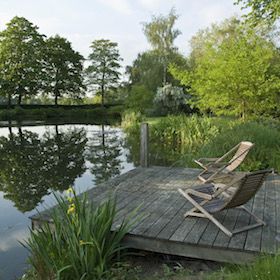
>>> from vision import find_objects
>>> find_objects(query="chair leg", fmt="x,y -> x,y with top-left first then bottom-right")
232,206 -> 265,235
178,189 -> 233,237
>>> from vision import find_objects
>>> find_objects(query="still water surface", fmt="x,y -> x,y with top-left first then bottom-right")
0,123 -> 135,279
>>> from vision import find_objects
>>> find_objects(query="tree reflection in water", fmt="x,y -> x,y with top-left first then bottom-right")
86,124 -> 123,184
0,125 -> 87,212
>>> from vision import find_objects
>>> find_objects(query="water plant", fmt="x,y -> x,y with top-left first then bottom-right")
23,188 -> 133,280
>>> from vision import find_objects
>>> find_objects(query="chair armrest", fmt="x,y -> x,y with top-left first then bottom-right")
197,157 -> 219,163
186,188 -> 212,200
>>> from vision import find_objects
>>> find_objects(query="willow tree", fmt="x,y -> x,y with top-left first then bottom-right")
86,39 -> 122,106
142,8 -> 181,84
0,16 -> 45,106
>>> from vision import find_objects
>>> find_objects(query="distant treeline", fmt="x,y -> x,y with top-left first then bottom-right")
0,103 -> 122,110
0,104 -> 123,121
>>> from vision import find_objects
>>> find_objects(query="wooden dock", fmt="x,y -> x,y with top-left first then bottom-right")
31,166 -> 280,264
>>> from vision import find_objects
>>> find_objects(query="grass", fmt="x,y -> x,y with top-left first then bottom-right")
109,253 -> 280,280
122,112 -> 280,171
22,189 -> 135,280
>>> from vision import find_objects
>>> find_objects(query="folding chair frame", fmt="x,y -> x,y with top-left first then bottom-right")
178,175 -> 266,237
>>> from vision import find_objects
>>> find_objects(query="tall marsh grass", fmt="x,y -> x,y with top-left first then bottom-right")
122,113 -> 280,171
23,190 -> 133,280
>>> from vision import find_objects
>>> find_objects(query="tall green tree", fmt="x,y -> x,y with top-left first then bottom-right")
235,0 -> 280,25
0,16 -> 45,106
170,18 -> 280,119
142,8 -> 181,84
45,35 -> 85,106
86,39 -> 122,106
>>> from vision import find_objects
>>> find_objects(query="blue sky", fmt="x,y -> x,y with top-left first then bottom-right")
0,0 -> 243,66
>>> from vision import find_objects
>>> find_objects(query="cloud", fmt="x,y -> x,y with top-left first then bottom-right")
138,0 -> 161,10
0,227 -> 29,252
97,0 -> 132,15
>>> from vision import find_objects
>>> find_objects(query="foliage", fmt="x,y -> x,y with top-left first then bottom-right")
235,0 -> 280,26
170,18 -> 280,119
121,110 -> 144,131
126,50 -> 186,93
198,120 -> 280,171
44,35 -> 85,105
123,115 -> 280,171
0,127 -> 87,212
24,190 -> 133,280
125,84 -> 154,113
86,125 -> 122,184
209,253 -> 280,280
0,106 -> 122,121
0,16 -> 46,106
154,84 -> 188,115
142,8 -> 181,84
150,115 -> 219,158
86,39 -> 122,106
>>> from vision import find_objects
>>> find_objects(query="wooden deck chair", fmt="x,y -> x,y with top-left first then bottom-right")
194,141 -> 254,183
178,169 -> 271,237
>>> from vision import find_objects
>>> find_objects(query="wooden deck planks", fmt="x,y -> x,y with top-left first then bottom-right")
244,184 -> 266,252
228,199 -> 254,250
261,178 -> 277,253
31,166 -> 279,263
198,211 -> 228,246
213,209 -> 239,248
144,195 -> 186,237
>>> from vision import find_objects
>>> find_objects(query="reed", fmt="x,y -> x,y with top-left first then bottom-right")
23,189 -> 133,280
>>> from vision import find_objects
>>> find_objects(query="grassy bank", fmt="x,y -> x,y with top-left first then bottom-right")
122,113 -> 280,171
0,104 -> 123,122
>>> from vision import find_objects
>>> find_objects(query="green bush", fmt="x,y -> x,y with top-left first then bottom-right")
125,85 -> 154,114
23,190 -> 133,280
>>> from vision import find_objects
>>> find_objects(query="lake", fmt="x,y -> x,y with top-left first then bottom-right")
0,122 -> 135,279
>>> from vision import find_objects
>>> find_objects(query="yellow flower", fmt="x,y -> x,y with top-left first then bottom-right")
67,204 -> 75,215
66,187 -> 74,195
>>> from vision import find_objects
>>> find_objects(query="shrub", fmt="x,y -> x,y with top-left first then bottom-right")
125,85 -> 154,114
154,84 -> 188,115
23,189 -> 133,280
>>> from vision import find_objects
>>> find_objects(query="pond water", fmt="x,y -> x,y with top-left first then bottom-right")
0,122 -> 135,279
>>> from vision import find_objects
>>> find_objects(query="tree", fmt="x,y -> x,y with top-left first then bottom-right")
125,84 -> 154,113
86,39 -> 122,106
0,16 -> 45,106
142,8 -> 181,84
126,50 -> 186,92
170,18 -> 280,119
235,0 -> 280,25
45,35 -> 86,106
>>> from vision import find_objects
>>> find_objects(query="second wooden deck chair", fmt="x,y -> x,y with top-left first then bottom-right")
178,169 -> 271,237
194,141 -> 254,183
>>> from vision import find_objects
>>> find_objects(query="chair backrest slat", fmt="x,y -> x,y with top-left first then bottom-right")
223,169 -> 271,210
225,141 -> 254,172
